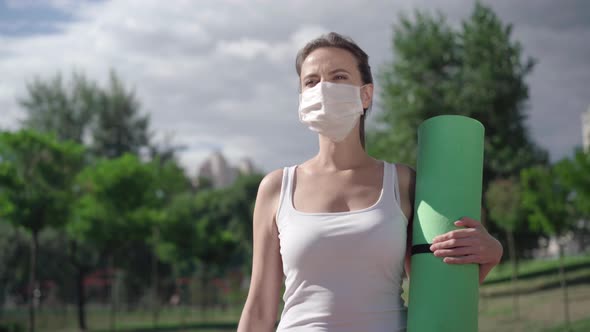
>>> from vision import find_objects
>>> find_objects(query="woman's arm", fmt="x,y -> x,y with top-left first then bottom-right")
396,164 -> 503,284
395,164 -> 416,281
237,169 -> 285,332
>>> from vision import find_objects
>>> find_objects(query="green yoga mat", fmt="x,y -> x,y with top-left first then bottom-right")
407,115 -> 484,332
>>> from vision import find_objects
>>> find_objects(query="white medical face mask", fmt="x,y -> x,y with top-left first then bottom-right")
298,82 -> 365,142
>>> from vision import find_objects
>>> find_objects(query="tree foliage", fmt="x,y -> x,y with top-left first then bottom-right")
520,166 -> 573,236
158,173 -> 262,270
0,130 -> 85,234
20,73 -> 97,144
485,178 -> 522,233
369,3 -> 547,182
0,130 -> 84,331
20,71 -> 151,159
555,149 -> 590,219
68,154 -> 160,252
91,72 -> 151,159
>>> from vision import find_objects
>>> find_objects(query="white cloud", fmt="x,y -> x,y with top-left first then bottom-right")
0,0 -> 588,177
216,39 -> 271,60
215,25 -> 328,64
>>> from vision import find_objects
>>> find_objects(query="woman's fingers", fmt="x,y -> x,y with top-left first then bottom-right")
432,228 -> 477,243
427,217 -> 502,267
433,246 -> 473,257
430,237 -> 475,251
454,217 -> 484,230
443,255 -> 479,264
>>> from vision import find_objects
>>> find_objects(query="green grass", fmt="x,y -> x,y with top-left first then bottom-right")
483,253 -> 590,284
544,316 -> 590,331
3,254 -> 590,332
479,253 -> 590,300
478,254 -> 590,332
2,306 -> 244,332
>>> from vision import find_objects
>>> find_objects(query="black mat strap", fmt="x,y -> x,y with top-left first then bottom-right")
411,243 -> 433,256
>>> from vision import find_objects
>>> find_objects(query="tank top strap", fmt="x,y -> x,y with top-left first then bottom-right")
379,161 -> 395,209
390,162 -> 401,205
275,165 -> 296,226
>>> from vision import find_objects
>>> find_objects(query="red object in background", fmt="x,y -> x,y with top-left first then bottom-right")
84,268 -> 116,287
176,277 -> 191,286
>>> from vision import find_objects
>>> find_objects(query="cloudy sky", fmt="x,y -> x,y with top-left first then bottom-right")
0,0 -> 588,175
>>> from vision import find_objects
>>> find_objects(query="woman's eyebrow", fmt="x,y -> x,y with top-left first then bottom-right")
302,73 -> 319,81
328,68 -> 350,75
302,69 -> 350,81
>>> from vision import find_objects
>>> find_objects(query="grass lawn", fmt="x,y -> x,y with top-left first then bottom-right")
3,254 -> 590,331
478,254 -> 590,332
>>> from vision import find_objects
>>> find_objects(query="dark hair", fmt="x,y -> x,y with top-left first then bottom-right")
295,32 -> 373,148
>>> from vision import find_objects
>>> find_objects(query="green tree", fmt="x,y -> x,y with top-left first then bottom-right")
555,149 -> 590,251
157,180 -> 260,316
147,157 -> 191,327
0,130 -> 84,332
0,222 -> 29,319
223,174 -> 264,270
369,2 -> 548,256
369,10 -> 457,165
20,71 -> 151,160
64,233 -> 98,331
556,149 -> 590,217
521,165 -> 575,331
19,70 -> 154,330
91,72 -> 151,158
485,178 -> 522,318
68,154 -> 161,330
19,73 -> 97,144
158,174 -> 262,271
370,2 -> 547,179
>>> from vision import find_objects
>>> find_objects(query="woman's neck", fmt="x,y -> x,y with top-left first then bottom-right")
313,135 -> 374,171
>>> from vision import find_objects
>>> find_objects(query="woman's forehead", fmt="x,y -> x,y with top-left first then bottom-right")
301,47 -> 357,74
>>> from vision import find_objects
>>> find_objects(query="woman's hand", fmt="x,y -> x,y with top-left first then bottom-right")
429,216 -> 503,284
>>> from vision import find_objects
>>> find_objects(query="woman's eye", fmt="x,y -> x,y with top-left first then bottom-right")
305,80 -> 316,87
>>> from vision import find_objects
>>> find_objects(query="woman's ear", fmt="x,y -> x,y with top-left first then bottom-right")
361,84 -> 374,110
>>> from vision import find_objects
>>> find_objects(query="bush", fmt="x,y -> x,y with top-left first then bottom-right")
0,322 -> 25,332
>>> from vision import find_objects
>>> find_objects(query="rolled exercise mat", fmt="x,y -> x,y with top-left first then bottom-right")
406,115 -> 484,332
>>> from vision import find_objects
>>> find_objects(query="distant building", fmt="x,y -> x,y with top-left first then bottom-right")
583,106 -> 590,152
532,225 -> 588,259
237,157 -> 256,175
195,151 -> 258,189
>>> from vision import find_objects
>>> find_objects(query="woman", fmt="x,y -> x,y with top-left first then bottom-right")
237,32 -> 503,332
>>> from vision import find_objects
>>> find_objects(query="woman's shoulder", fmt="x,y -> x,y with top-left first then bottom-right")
259,158 -> 310,189
377,159 -> 415,175
384,161 -> 416,195
391,162 -> 415,176
258,168 -> 285,197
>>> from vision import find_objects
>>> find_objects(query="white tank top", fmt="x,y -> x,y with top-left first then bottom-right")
275,161 -> 408,332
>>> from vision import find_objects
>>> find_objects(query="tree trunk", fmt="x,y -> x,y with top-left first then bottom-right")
0,282 -> 4,320
28,230 -> 39,332
181,280 -> 189,331
76,266 -> 87,331
581,219 -> 589,252
151,226 -> 160,328
109,255 -> 117,332
200,267 -> 208,319
558,243 -> 571,332
507,230 -> 519,320
70,240 -> 89,331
